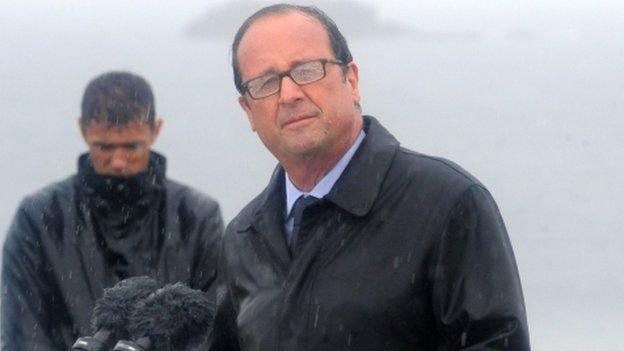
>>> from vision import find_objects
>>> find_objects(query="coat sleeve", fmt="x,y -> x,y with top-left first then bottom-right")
1,202 -> 68,351
189,199 -> 225,292
430,185 -> 530,350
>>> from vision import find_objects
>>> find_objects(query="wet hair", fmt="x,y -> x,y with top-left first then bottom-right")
231,3 -> 353,94
80,71 -> 156,127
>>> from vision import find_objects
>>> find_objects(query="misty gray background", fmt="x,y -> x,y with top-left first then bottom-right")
1,1 -> 623,349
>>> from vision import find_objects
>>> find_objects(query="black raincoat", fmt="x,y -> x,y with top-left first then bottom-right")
209,116 -> 529,350
1,152 -> 223,350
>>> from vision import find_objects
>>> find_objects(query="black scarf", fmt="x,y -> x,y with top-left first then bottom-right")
77,152 -> 165,216
76,151 -> 167,279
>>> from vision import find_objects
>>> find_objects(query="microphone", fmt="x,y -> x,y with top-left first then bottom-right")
113,282 -> 215,351
72,276 -> 160,351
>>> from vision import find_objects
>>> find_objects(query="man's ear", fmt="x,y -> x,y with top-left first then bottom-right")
238,96 -> 256,131
78,118 -> 88,142
346,62 -> 361,106
150,118 -> 164,144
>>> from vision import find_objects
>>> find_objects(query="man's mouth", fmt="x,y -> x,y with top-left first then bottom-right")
282,114 -> 315,128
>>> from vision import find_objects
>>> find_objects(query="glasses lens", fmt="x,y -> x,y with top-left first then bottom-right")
248,74 -> 281,99
291,61 -> 325,85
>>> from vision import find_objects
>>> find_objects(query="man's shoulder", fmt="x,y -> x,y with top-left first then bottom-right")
5,176 -> 77,246
19,175 -> 78,213
399,148 -> 481,183
164,178 -> 221,213
387,147 -> 485,199
224,166 -> 283,237
225,190 -> 265,235
359,116 -> 484,200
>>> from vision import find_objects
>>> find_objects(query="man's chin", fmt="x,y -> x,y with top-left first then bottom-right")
282,139 -> 323,159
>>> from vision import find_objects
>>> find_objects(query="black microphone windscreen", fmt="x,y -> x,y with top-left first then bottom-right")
128,282 -> 215,349
92,276 -> 160,332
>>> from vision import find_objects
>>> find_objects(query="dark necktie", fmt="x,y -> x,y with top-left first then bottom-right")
289,195 -> 319,250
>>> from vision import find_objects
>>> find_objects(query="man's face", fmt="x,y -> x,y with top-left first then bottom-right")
237,11 -> 361,163
80,119 -> 162,176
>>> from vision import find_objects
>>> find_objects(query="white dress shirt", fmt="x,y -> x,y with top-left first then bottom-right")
284,130 -> 366,237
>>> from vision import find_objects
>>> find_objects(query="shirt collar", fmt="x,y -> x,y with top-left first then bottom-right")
285,129 -> 366,218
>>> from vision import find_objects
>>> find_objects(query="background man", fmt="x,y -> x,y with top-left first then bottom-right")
1,71 -> 223,350
211,4 -> 529,350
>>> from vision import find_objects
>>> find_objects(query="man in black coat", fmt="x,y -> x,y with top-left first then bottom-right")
1,71 -> 224,350
209,4 -> 530,351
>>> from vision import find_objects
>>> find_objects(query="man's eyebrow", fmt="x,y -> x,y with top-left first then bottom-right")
289,58 -> 317,67
93,141 -> 144,148
253,58 -> 319,77
252,67 -> 280,78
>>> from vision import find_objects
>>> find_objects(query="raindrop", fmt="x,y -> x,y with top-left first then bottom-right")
313,304 -> 320,329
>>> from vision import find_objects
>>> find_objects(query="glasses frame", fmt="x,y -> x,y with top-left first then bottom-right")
241,58 -> 345,100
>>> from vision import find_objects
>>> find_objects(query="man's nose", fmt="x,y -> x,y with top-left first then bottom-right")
109,148 -> 129,172
278,76 -> 305,104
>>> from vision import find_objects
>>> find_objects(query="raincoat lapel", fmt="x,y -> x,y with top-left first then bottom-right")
248,167 -> 293,273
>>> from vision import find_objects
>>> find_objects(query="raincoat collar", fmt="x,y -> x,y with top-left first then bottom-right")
77,151 -> 166,210
284,130 -> 366,218
240,115 -> 400,233
325,116 -> 400,216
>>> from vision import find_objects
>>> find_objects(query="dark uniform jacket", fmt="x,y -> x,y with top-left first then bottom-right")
210,116 -> 530,350
1,152 -> 223,350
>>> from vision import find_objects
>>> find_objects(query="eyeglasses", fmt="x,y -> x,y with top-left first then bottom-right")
241,58 -> 345,100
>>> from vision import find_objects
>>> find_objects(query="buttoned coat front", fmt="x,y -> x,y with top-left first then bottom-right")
210,116 -> 530,350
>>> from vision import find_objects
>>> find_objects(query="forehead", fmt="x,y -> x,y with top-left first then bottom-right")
84,120 -> 153,141
237,11 -> 333,78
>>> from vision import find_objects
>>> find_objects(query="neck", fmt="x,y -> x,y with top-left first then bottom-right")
285,156 -> 338,192
284,117 -> 363,192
